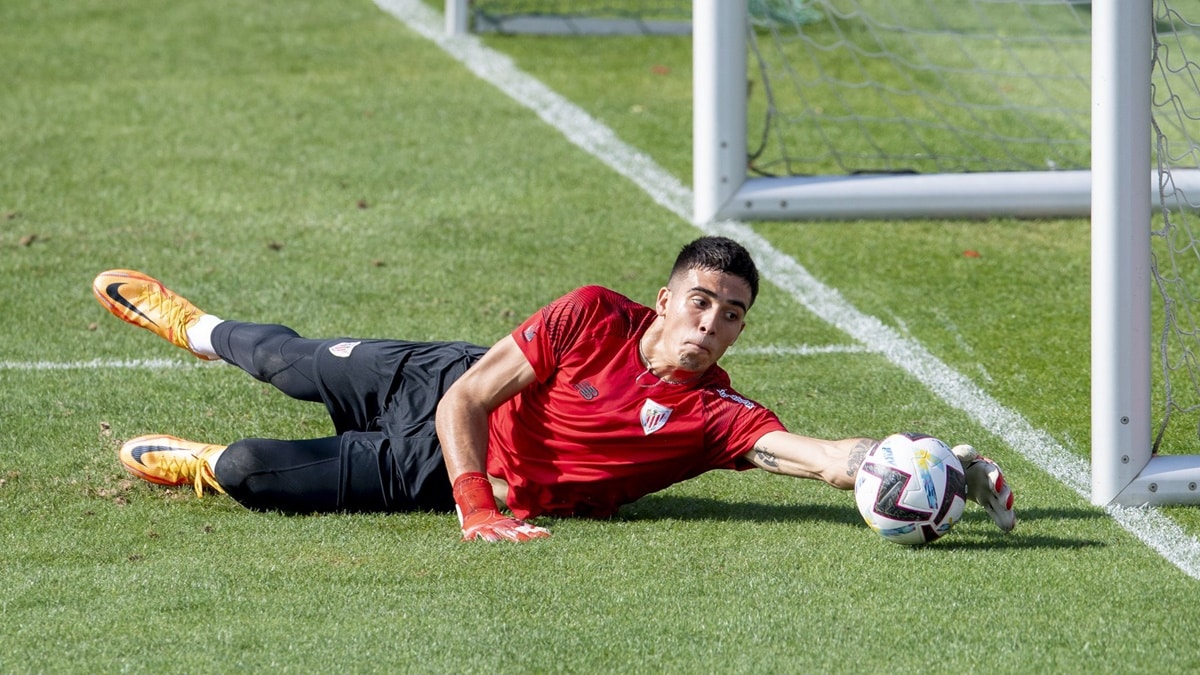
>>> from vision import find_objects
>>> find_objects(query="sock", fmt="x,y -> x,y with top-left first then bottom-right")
203,446 -> 227,474
186,313 -> 225,359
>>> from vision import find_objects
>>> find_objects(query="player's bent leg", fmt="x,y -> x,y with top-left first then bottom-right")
210,321 -> 325,402
119,435 -> 227,498
92,270 -> 219,361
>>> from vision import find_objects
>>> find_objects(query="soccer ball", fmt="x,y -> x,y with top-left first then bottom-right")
854,433 -> 967,545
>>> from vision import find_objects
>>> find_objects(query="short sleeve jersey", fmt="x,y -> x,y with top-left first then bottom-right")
486,285 -> 786,519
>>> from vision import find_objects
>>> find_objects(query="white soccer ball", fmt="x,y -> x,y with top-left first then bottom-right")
854,433 -> 967,545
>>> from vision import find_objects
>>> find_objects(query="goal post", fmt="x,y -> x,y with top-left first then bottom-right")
1089,0 -> 1153,506
1091,0 -> 1200,506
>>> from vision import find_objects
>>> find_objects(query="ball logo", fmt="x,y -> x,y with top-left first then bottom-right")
640,399 -> 672,435
860,459 -> 964,523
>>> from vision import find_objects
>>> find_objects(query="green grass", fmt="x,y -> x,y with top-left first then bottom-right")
4,0 -> 1200,672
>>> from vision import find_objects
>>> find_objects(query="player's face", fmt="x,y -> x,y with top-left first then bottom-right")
655,267 -> 750,373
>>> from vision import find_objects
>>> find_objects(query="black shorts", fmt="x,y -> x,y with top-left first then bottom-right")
209,321 -> 490,513
312,338 -> 487,511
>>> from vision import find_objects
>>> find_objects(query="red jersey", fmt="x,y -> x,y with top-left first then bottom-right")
486,286 -> 786,519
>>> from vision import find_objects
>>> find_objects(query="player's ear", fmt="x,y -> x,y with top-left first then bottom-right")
655,287 -> 670,316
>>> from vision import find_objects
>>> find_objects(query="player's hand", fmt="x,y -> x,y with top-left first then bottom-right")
452,471 -> 550,543
951,444 -> 1016,533
459,508 -> 550,542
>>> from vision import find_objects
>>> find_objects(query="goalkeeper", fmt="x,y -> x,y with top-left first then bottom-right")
93,236 -> 1015,542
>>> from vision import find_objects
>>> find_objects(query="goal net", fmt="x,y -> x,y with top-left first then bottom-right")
695,0 -> 1110,221
747,2 -> 1091,176
1143,3 -> 1200,490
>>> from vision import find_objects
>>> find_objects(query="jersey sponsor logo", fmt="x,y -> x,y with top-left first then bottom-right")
522,322 -> 539,342
328,341 -> 361,358
715,388 -> 756,409
573,380 -> 599,400
640,399 -> 672,435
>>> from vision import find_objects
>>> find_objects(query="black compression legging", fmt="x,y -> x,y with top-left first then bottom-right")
207,321 -> 344,512
211,320 -> 324,403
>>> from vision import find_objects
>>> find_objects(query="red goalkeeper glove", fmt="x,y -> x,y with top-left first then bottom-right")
452,472 -> 550,542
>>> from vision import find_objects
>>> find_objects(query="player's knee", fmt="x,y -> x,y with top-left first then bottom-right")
249,331 -> 301,378
247,331 -> 321,401
211,439 -> 262,493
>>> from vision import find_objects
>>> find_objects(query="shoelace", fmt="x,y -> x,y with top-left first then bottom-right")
191,447 -> 227,498
152,446 -> 225,498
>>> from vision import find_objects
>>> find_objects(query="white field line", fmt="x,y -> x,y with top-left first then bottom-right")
0,358 -> 199,371
374,0 -> 1200,579
729,344 -> 873,357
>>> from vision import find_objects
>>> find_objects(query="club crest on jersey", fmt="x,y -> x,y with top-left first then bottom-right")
640,399 -> 672,435
328,341 -> 361,358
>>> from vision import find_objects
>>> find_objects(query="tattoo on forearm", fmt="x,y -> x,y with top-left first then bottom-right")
754,445 -> 779,468
846,439 -> 876,476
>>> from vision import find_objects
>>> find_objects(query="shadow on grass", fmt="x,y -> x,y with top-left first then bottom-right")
621,494 -> 862,526
617,495 -> 1110,550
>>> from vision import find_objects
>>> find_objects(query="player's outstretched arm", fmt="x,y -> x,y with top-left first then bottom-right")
436,335 -> 549,542
748,432 -> 1017,533
744,431 -> 878,490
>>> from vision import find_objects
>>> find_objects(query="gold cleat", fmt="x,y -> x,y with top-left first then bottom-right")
119,434 -> 227,498
92,269 -> 217,360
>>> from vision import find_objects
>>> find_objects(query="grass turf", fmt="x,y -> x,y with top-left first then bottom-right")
3,0 -> 1200,672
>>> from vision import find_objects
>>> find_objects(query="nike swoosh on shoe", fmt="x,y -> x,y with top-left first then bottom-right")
104,282 -> 160,327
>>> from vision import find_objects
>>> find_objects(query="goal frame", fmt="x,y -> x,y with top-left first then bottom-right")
1090,0 -> 1200,506
693,0 -> 1200,224
445,0 -> 690,35
697,0 -> 1200,505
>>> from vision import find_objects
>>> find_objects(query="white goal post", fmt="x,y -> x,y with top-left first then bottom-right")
1090,0 -> 1200,506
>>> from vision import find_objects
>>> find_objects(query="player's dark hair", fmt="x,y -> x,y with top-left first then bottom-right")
670,236 -> 760,307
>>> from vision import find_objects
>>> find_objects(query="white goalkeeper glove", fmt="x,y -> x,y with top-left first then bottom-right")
951,444 -> 1016,533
